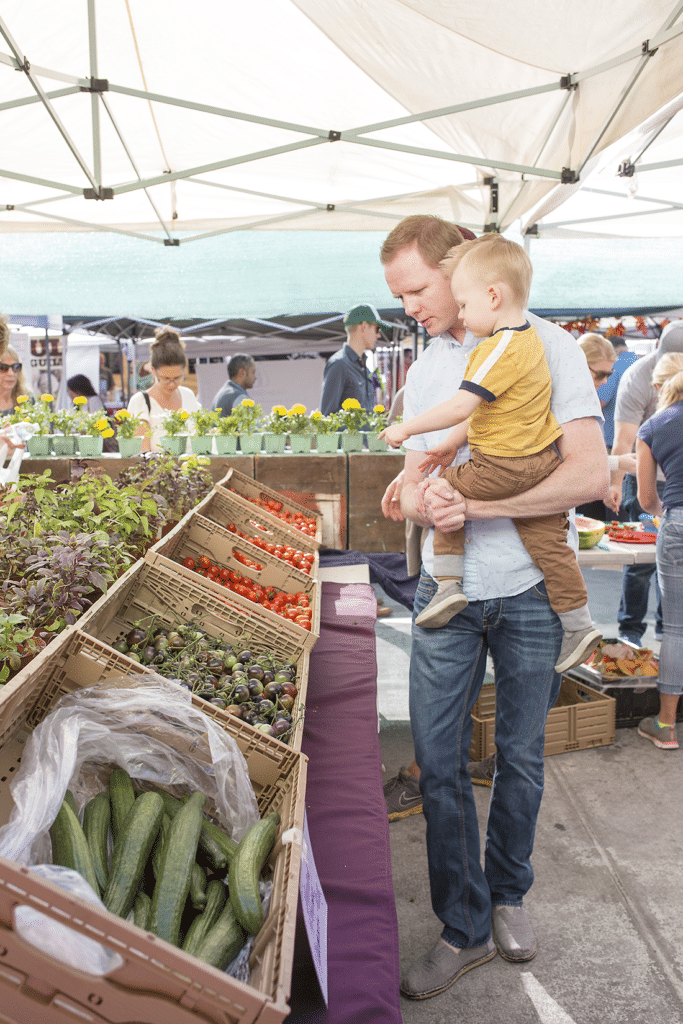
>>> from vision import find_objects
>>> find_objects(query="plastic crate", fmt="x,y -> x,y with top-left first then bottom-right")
145,511 -> 321,645
195,488 -> 320,571
214,468 -> 322,547
76,560 -> 309,751
0,629 -> 307,1024
469,676 -> 616,761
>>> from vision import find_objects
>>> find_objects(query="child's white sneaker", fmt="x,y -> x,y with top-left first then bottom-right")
415,580 -> 468,629
554,627 -> 602,673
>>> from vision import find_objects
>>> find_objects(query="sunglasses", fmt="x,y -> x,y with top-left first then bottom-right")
0,362 -> 21,373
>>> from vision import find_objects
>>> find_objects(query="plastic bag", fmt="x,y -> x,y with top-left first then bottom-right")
0,675 -> 260,867
13,864 -> 125,975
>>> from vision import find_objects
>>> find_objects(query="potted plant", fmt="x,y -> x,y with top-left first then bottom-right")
50,402 -> 79,456
213,411 -> 239,455
189,407 -> 219,455
232,398 -> 263,454
9,395 -> 51,456
366,403 -> 389,452
310,409 -> 339,453
262,405 -> 289,454
114,408 -> 146,456
336,398 -> 369,452
74,404 -> 116,457
159,408 -> 191,456
284,404 -> 312,454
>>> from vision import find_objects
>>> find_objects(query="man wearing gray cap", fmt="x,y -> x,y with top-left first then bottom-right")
320,303 -> 393,416
611,320 -> 683,645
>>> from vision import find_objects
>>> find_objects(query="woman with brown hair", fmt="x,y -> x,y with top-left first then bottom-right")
126,327 -> 200,452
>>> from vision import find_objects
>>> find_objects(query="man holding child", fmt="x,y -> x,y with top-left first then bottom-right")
380,216 -> 606,1000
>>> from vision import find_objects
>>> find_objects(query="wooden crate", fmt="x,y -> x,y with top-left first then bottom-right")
347,451 -> 407,552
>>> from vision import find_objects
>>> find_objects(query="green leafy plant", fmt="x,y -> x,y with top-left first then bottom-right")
214,412 -> 239,436
284,404 -> 311,435
231,398 -> 262,434
264,405 -> 290,435
309,409 -> 336,434
114,408 -> 146,439
50,404 -> 78,435
367,403 -> 388,432
190,407 -> 220,435
161,407 -> 191,436
12,393 -> 53,435
0,612 -> 45,684
76,410 -> 116,439
335,397 -> 370,433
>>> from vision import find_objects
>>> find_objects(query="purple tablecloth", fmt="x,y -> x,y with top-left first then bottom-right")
288,581 -> 403,1024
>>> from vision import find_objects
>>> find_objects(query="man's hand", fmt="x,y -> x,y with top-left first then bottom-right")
379,422 -> 409,449
415,477 -> 466,533
381,470 -> 406,521
605,486 -> 622,515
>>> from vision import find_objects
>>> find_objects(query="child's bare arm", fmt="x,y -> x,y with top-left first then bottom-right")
418,422 -> 469,475
380,390 -> 481,448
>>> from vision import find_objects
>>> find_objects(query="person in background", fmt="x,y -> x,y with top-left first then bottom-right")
127,327 -> 200,453
99,352 -> 115,399
611,322 -> 683,646
136,360 -> 154,392
0,337 -> 33,454
320,303 -> 392,416
599,337 -> 638,449
379,214 -> 605,999
212,353 -> 257,417
67,374 -> 106,413
576,334 -> 625,520
636,360 -> 683,749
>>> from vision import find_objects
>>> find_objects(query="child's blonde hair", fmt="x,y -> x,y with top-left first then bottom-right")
654,353 -> 683,411
440,234 -> 533,306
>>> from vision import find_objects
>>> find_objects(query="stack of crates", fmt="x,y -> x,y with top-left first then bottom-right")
0,472 -> 321,1024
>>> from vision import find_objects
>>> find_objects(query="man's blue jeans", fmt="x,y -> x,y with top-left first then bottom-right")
617,474 -> 663,640
409,574 -> 563,950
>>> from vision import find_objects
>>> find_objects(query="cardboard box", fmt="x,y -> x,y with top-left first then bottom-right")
75,560 -> 309,751
0,627 -> 306,1024
469,676 -> 616,761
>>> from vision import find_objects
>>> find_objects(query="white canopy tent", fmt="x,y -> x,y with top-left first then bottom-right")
1,0 -> 682,246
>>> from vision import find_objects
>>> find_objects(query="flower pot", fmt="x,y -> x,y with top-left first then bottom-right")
340,432 -> 363,453
289,434 -> 312,454
263,432 -> 287,454
214,435 -> 238,455
238,433 -> 263,454
118,436 -> 143,457
366,431 -> 388,452
51,435 -> 77,456
76,435 -> 104,457
159,435 -> 188,456
190,435 -> 213,455
315,433 -> 340,453
26,435 -> 50,457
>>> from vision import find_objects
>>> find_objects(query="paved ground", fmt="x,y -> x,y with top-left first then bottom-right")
374,567 -> 683,1024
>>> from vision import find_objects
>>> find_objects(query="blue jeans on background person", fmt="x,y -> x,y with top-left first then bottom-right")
617,474 -> 663,642
655,509 -> 683,697
409,574 -> 563,951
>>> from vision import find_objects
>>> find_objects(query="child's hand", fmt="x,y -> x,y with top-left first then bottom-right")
379,423 -> 409,448
418,441 -> 458,476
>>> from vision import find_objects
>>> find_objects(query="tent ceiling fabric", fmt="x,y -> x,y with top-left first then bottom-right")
1,1 -> 682,242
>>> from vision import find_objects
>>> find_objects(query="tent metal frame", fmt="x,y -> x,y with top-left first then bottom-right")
2,6 -> 682,242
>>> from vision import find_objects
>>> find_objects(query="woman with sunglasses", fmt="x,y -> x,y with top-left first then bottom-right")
126,326 -> 200,452
577,333 -> 636,518
0,346 -> 33,417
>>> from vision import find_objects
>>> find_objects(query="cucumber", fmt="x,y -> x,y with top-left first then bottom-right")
192,899 -> 246,970
83,791 -> 111,894
152,814 -> 172,880
228,812 -> 280,936
189,861 -> 207,910
156,789 -> 235,870
50,798 -> 102,898
182,879 -> 227,956
133,891 -> 152,931
103,791 -> 164,920
109,768 -> 136,842
149,791 -> 206,947
64,790 -> 78,816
